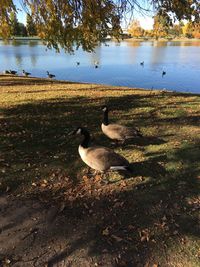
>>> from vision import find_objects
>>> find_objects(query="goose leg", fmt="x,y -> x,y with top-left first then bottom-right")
118,139 -> 125,146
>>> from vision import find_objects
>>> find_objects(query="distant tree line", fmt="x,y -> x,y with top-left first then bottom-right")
1,0 -> 199,52
10,12 -> 37,37
128,15 -> 200,39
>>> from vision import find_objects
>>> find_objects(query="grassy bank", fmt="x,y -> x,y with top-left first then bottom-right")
0,75 -> 199,266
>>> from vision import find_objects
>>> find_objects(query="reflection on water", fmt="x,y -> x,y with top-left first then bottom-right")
10,39 -> 40,47
126,39 -> 200,47
0,39 -> 200,93
15,54 -> 23,67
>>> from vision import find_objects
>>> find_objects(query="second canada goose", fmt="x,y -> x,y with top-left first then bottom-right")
71,127 -> 130,172
101,106 -> 142,144
47,71 -> 55,78
22,70 -> 31,76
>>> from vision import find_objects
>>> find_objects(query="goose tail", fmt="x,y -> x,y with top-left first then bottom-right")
110,165 -> 133,173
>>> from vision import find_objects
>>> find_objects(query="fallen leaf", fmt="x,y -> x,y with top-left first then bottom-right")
111,234 -> 123,242
128,225 -> 135,230
102,228 -> 109,236
94,175 -> 101,182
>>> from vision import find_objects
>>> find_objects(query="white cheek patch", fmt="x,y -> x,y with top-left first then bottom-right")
77,128 -> 82,134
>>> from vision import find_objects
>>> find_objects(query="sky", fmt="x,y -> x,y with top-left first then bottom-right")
13,0 -> 154,30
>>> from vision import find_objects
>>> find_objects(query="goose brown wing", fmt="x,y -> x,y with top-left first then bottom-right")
103,124 -> 127,140
123,126 -> 142,138
86,146 -> 129,171
106,124 -> 141,140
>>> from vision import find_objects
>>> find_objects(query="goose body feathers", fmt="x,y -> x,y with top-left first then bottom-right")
79,145 -> 129,172
101,123 -> 142,142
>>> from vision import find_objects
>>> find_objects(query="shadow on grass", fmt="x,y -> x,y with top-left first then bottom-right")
43,141 -> 199,266
0,93 -> 166,192
0,90 -> 200,266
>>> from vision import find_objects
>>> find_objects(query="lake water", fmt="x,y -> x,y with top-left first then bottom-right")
0,39 -> 200,93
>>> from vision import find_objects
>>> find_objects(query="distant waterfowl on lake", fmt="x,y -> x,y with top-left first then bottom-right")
76,62 -> 80,66
140,61 -> 144,66
71,127 -> 131,173
4,70 -> 11,74
9,70 -> 17,75
101,106 -> 143,145
22,70 -> 31,77
95,65 -> 99,69
47,71 -> 55,78
162,71 -> 166,77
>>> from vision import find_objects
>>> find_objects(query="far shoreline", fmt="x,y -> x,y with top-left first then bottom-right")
0,36 -> 200,42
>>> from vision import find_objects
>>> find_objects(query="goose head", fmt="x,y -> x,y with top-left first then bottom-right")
70,127 -> 90,148
101,105 -> 108,112
69,127 -> 90,138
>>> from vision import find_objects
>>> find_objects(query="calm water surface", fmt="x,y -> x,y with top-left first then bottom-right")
0,39 -> 200,93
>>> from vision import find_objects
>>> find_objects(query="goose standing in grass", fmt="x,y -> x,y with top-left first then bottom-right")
47,71 -> 55,78
22,70 -> 31,77
101,106 -> 142,144
9,70 -> 17,75
71,127 -> 131,173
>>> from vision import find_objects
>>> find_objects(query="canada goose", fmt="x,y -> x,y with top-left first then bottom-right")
140,61 -> 144,66
9,70 -> 17,75
71,127 -> 130,172
22,70 -> 31,76
47,71 -> 55,78
162,71 -> 166,77
101,106 -> 142,144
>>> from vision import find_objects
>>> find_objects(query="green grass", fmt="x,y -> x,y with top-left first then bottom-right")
0,75 -> 200,266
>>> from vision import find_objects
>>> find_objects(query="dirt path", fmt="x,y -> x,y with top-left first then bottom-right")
1,194 -> 106,267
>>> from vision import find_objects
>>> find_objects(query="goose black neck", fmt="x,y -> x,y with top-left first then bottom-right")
103,110 -> 109,126
81,130 -> 90,148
